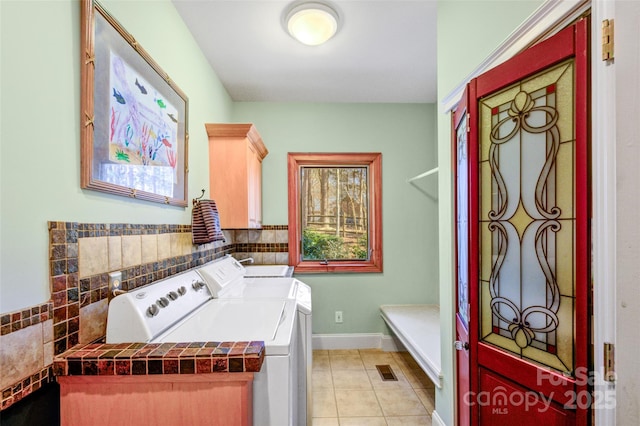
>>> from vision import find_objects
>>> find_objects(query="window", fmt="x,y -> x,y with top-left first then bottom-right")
287,153 -> 382,273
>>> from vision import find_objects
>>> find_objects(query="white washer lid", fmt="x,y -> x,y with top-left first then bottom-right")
154,299 -> 296,356
216,277 -> 298,299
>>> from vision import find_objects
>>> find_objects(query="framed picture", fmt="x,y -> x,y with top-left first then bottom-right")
80,0 -> 188,207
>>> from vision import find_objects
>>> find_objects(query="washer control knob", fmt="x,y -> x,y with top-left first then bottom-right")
146,304 -> 159,317
157,297 -> 170,308
192,280 -> 206,291
167,291 -> 179,301
177,286 -> 187,296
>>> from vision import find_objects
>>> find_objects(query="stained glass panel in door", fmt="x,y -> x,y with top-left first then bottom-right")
478,60 -> 575,375
457,113 -> 470,328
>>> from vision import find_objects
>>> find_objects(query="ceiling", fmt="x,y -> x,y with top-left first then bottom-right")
171,0 -> 438,103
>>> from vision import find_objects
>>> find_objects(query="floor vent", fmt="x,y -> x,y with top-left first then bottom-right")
375,364 -> 398,381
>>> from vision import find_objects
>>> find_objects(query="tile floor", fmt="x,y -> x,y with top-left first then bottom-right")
312,349 -> 435,425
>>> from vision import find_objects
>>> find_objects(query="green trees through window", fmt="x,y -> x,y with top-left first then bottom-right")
300,167 -> 368,261
288,153 -> 383,273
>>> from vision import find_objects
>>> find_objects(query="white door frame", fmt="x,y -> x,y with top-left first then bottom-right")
442,1 -> 617,424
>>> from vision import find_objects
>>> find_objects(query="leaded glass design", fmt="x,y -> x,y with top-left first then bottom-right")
478,60 -> 575,374
457,113 -> 470,328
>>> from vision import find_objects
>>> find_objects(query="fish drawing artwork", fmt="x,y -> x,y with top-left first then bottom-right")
134,78 -> 147,94
108,53 -> 179,180
112,88 -> 126,104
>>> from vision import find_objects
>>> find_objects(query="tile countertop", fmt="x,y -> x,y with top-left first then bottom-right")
53,340 -> 265,377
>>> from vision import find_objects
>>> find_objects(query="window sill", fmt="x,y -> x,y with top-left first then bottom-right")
292,261 -> 382,274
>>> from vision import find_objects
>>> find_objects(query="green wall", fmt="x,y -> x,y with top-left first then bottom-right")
0,0 -> 439,336
435,1 -> 544,424
0,0 -> 232,312
233,102 -> 439,334
0,0 -> 544,421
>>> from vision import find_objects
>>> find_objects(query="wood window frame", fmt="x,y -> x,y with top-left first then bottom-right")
287,152 -> 383,273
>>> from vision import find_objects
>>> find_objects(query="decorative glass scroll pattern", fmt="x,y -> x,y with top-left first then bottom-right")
478,60 -> 576,374
457,113 -> 470,328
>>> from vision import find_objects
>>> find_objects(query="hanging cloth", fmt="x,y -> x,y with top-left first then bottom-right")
191,199 -> 225,245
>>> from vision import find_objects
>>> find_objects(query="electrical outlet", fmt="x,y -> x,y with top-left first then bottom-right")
335,311 -> 343,323
109,271 -> 122,294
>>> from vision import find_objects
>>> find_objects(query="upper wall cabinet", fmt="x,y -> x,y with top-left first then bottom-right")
205,123 -> 269,229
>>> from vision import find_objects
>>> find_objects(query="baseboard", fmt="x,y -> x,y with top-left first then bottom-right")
431,410 -> 446,426
312,333 -> 406,351
381,334 -> 406,352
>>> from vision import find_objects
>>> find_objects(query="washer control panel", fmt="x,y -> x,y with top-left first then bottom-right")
106,271 -> 213,343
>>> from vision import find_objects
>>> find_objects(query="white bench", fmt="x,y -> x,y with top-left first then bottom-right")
380,304 -> 442,388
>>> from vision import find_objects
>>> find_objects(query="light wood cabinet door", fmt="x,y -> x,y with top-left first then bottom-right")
206,123 -> 268,229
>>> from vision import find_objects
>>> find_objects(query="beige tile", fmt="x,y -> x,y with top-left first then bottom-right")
339,417 -> 387,426
181,233 -> 193,255
141,234 -> 158,264
330,354 -> 365,370
360,350 -> 398,370
235,230 -> 248,244
108,236 -> 122,271
392,352 -> 421,372
313,389 -> 338,418
79,237 -> 109,278
275,229 -> 289,244
79,299 -> 108,344
414,388 -> 435,414
313,370 -> 334,390
313,354 -> 331,371
332,369 -> 372,390
367,367 -> 413,390
275,252 -> 289,264
222,230 -> 234,244
43,341 -> 54,367
314,350 -> 329,357
358,348 -> 386,354
260,229 -> 276,243
312,418 -> 339,426
262,252 -> 276,264
335,389 -> 382,417
375,388 -> 428,417
249,252 -> 263,264
42,319 -> 53,344
248,230 -> 261,243
121,235 -> 142,268
311,370 -> 333,390
157,233 -> 171,260
170,233 -> 181,257
329,349 -> 361,357
385,416 -> 432,426
404,368 -> 435,389
0,324 -> 43,389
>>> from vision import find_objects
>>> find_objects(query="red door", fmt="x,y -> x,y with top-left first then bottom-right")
459,19 -> 590,425
454,88 -> 471,425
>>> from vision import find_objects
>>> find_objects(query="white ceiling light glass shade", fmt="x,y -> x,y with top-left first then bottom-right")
285,2 -> 339,46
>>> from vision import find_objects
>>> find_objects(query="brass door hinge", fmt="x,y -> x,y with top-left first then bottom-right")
602,19 -> 614,61
604,342 -> 615,382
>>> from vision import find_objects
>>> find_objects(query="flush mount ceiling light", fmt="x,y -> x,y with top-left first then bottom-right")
285,2 -> 339,46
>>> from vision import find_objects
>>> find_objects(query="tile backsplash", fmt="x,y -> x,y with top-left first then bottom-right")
232,225 -> 289,264
0,221 -> 287,411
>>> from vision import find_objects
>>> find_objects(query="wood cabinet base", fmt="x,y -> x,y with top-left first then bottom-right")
58,373 -> 253,426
